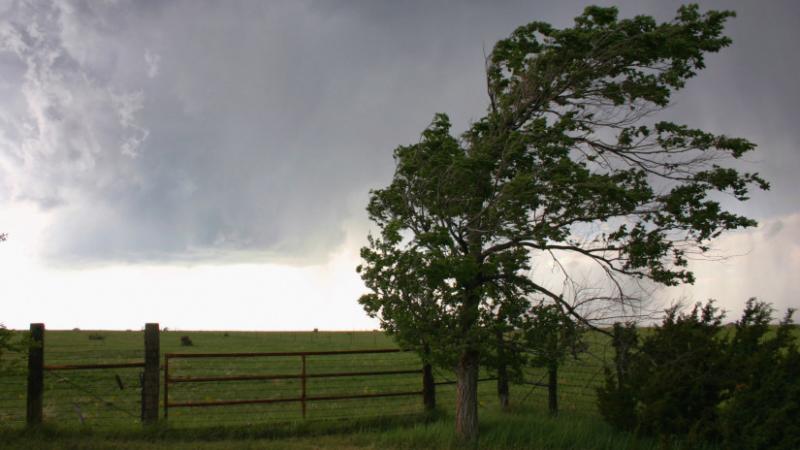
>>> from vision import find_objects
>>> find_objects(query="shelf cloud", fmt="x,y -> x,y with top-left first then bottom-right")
0,0 -> 797,269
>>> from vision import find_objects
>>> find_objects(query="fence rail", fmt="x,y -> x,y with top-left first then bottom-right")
44,362 -> 145,371
165,348 -> 408,358
163,348 -> 432,419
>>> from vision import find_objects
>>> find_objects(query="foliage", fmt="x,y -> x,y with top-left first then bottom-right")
358,3 -> 766,439
0,324 -> 26,374
596,322 -> 638,431
0,324 -> 14,365
0,234 -> 10,368
597,299 -> 800,448
637,302 -> 728,441
522,302 -> 586,369
180,335 -> 194,347
718,301 -> 799,450
1,230 -> 18,366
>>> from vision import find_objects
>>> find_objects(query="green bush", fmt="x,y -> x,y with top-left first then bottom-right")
596,322 -> 639,431
719,302 -> 799,450
597,299 -> 800,448
0,324 -> 28,374
0,324 -> 15,370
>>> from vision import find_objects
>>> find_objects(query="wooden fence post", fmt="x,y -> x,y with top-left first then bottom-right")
422,363 -> 435,412
26,323 -> 44,426
301,355 -> 307,419
142,323 -> 160,424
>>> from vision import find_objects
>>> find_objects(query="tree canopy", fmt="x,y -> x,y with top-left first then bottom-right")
358,4 -> 767,441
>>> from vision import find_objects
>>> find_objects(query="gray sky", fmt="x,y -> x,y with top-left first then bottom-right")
0,0 -> 798,329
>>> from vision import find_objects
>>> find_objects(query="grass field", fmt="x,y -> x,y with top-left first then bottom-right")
1,404 -> 678,450
0,329 -> 664,449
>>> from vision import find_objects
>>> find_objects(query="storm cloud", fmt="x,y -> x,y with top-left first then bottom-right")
0,0 -> 797,266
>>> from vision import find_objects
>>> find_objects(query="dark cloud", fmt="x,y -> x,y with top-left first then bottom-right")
0,0 -> 797,265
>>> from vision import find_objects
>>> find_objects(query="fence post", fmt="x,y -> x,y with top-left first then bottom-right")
422,363 -> 435,411
26,323 -> 44,426
142,323 -> 160,424
301,355 -> 307,418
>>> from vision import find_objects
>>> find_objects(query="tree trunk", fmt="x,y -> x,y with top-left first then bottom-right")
548,363 -> 558,415
497,363 -> 509,411
455,349 -> 480,442
495,329 -> 509,411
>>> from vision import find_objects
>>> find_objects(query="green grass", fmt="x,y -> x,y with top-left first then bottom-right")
1,329 -> 611,428
2,404 -> 678,450
1,329 -> 660,449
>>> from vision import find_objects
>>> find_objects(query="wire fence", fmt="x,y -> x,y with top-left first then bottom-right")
0,328 -> 612,430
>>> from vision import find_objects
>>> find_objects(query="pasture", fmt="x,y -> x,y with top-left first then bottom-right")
0,328 -> 677,449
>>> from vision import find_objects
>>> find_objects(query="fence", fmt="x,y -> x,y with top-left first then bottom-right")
0,323 -> 609,429
163,349 -> 433,419
23,323 -> 158,425
7,324 -> 448,428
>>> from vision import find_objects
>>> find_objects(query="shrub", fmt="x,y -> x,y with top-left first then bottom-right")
598,299 -> 800,448
598,301 -> 728,442
719,301 -> 799,450
596,322 -> 639,431
180,335 -> 193,346
0,324 -> 20,372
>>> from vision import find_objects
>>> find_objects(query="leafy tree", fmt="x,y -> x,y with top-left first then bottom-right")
358,4 -> 766,440
523,301 -> 586,415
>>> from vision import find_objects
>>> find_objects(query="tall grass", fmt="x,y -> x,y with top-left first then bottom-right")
1,403 -> 695,449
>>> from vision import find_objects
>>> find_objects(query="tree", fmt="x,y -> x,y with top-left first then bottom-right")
358,4 -> 767,441
523,301 -> 586,415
